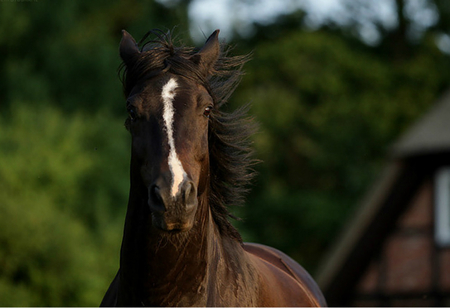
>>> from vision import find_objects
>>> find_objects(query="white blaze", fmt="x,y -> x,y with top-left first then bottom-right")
161,78 -> 187,197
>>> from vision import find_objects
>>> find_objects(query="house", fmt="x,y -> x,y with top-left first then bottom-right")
316,90 -> 450,306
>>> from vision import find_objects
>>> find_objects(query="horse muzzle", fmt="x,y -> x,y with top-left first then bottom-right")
148,178 -> 198,232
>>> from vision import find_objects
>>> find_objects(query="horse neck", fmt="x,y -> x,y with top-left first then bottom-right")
118,170 -> 250,306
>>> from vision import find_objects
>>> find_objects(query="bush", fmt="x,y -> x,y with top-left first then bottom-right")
0,103 -> 129,306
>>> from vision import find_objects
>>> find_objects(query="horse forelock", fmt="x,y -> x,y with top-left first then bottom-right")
120,31 -> 207,99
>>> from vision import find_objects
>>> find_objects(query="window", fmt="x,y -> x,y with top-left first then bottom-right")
435,167 -> 450,246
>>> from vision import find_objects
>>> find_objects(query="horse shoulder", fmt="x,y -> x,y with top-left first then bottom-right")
243,242 -> 327,307
100,270 -> 120,307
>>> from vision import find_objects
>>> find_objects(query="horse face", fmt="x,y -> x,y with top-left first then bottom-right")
126,74 -> 213,232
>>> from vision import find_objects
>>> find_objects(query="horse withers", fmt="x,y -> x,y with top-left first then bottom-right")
100,28 -> 327,307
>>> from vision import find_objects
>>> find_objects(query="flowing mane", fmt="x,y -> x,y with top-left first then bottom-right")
119,29 -> 256,241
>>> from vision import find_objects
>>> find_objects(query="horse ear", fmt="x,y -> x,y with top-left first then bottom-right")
190,29 -> 220,76
120,30 -> 140,64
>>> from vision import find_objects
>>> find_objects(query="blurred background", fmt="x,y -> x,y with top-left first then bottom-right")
1,0 -> 450,305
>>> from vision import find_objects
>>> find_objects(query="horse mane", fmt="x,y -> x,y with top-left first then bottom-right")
120,29 -> 257,242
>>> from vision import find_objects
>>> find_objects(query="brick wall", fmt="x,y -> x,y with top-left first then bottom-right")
351,179 -> 450,306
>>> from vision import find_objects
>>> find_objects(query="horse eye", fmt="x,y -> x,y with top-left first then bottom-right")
203,106 -> 213,118
127,105 -> 137,120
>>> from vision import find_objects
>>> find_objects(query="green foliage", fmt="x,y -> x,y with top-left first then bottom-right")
0,104 -> 129,306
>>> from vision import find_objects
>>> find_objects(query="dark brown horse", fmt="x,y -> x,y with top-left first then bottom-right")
100,29 -> 326,307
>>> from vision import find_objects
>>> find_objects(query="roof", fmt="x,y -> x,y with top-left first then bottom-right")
392,89 -> 450,158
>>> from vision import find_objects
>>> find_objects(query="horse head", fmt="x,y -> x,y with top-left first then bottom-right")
119,30 -> 221,233
120,30 -> 220,231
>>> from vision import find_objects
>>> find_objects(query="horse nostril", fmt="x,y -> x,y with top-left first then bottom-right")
183,182 -> 197,209
150,185 -> 165,211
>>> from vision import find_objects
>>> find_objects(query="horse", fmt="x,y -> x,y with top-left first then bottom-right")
100,28 -> 327,307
